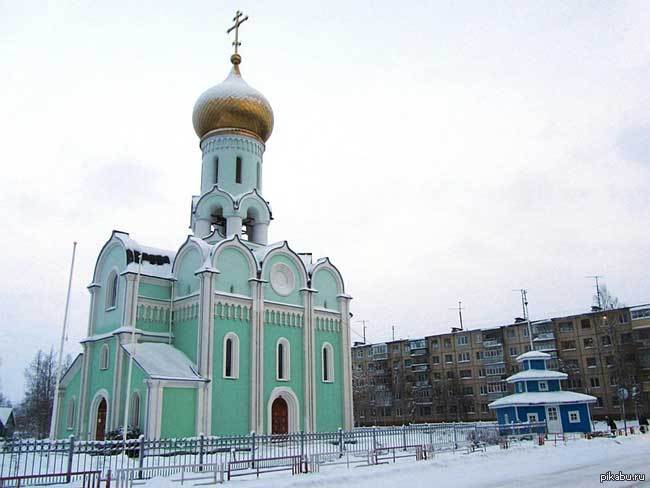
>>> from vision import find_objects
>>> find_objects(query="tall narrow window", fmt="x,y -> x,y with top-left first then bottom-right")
214,157 -> 219,184
223,332 -> 240,378
322,343 -> 334,382
130,393 -> 140,428
256,161 -> 261,189
106,271 -> 118,310
99,344 -> 110,370
66,397 -> 76,429
235,157 -> 242,183
277,338 -> 290,380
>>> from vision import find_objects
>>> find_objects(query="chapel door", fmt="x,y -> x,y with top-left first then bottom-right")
96,398 -> 107,440
545,405 -> 563,434
271,397 -> 289,435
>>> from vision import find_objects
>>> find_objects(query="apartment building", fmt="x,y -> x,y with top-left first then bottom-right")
352,305 -> 649,426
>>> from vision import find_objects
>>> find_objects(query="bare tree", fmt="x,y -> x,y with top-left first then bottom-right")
594,284 -> 624,310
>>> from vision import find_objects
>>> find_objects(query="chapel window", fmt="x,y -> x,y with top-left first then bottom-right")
215,157 -> 219,184
277,338 -> 290,380
322,343 -> 334,382
236,157 -> 242,183
106,271 -> 118,310
223,333 -> 240,378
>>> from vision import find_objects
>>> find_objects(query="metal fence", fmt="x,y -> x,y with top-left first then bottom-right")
0,421 -> 546,486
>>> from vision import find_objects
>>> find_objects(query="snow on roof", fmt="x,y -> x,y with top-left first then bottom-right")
122,343 -> 205,382
488,391 -> 596,408
506,369 -> 567,383
0,407 -> 13,425
114,233 -> 175,279
516,351 -> 551,362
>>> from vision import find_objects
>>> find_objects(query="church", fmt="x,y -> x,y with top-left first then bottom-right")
53,13 -> 354,440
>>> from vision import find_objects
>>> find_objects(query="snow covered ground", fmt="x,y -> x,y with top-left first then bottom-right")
135,435 -> 650,488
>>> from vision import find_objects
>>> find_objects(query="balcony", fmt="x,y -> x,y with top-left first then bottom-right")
372,353 -> 388,360
414,380 -> 431,388
487,392 -> 507,401
411,364 -> 429,373
483,355 -> 504,365
410,348 -> 428,357
483,340 -> 502,348
534,332 -> 555,341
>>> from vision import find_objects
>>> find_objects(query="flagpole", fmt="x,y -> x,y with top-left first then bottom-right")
123,252 -> 143,443
49,241 -> 78,440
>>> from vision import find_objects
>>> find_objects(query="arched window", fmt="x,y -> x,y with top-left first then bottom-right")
105,271 -> 118,310
235,156 -> 243,184
276,338 -> 290,381
322,343 -> 334,382
214,157 -> 219,184
66,397 -> 76,429
99,344 -> 110,370
223,332 -> 240,379
130,392 -> 141,429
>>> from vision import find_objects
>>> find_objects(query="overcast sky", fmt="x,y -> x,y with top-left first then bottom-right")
1,1 -> 649,402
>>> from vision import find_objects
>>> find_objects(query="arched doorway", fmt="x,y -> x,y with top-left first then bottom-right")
271,397 -> 288,435
95,398 -> 107,440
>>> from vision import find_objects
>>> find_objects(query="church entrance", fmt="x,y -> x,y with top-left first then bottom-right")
271,397 -> 288,435
95,398 -> 107,440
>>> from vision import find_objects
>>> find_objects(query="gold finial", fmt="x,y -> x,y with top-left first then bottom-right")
227,10 -> 249,64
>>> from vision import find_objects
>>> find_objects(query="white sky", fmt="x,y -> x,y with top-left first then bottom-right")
1,1 -> 649,402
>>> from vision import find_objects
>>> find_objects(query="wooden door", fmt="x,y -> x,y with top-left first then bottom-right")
271,397 -> 288,435
96,398 -> 107,440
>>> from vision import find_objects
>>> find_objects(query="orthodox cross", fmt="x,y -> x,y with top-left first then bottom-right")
227,10 -> 249,55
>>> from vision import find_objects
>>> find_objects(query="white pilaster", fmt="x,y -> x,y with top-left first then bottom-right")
77,343 -> 91,439
301,288 -> 317,432
338,294 -> 354,430
248,278 -> 266,433
195,267 -> 218,436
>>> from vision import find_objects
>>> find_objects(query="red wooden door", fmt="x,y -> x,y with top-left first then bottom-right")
271,397 -> 288,434
96,398 -> 107,440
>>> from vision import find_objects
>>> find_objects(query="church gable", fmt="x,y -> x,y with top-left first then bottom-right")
260,245 -> 308,307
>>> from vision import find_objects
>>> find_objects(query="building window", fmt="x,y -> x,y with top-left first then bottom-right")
457,335 -> 468,346
476,351 -> 483,360
581,319 -> 591,329
583,337 -> 594,348
277,338 -> 290,380
458,352 -> 470,362
480,385 -> 487,395
568,410 -> 580,423
446,371 -> 454,379
586,357 -> 597,368
322,342 -> 334,382
561,340 -> 576,350
475,334 -> 482,343
507,329 -> 516,338
105,271 -> 118,310
478,368 -> 486,377
559,321 -> 574,332
235,157 -> 242,183
445,354 -> 453,363
444,338 -> 452,348
130,392 -> 141,428
99,344 -> 110,370
527,413 -> 538,422
538,381 -> 548,391
601,335 -> 612,346
460,369 -> 472,379
590,377 -> 600,388
66,397 -> 76,430
509,347 -> 518,356
431,355 -> 440,364
214,157 -> 219,183
223,332 -> 240,379
596,396 -> 604,408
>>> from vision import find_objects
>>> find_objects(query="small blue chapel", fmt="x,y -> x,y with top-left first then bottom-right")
489,351 -> 596,434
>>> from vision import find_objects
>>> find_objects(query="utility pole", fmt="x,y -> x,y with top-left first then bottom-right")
355,320 -> 369,344
392,325 -> 396,341
448,301 -> 464,331
515,289 -> 534,350
587,275 -> 604,309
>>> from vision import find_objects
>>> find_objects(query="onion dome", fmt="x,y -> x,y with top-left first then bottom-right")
192,54 -> 274,142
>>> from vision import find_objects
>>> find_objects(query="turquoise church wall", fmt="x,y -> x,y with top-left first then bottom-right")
173,312 -> 199,364
118,354 -> 148,430
312,269 -> 340,311
263,323 -> 304,432
211,316 -> 251,435
94,245 -> 127,334
202,146 -> 261,196
215,247 -> 253,296
315,328 -> 344,431
57,362 -> 82,438
262,254 -> 304,306
139,282 -> 171,300
161,388 -> 197,438
175,248 -> 202,297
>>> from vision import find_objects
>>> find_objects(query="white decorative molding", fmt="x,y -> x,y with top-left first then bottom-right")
201,134 -> 264,158
270,262 -> 295,296
264,306 -> 304,328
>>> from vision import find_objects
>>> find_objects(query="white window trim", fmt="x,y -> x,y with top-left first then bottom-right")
276,337 -> 290,381
539,381 -> 549,392
568,410 -> 581,423
130,391 -> 141,429
322,342 -> 335,383
105,269 -> 119,311
66,396 -> 76,430
99,344 -> 110,370
222,332 -> 240,379
527,413 -> 539,423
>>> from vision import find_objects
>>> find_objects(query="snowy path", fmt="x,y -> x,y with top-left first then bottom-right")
229,436 -> 650,488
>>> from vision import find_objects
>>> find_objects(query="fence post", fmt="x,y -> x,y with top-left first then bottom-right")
300,431 -> 306,472
251,432 -> 256,469
372,427 -> 377,452
428,425 -> 434,451
402,425 -> 407,451
199,433 -> 205,472
137,435 -> 145,479
338,428 -> 344,458
66,435 -> 75,483
453,423 -> 458,450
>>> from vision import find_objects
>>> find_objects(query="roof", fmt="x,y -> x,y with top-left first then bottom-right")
122,342 -> 205,382
506,369 -> 567,383
114,233 -> 175,279
488,391 -> 596,408
516,351 -> 551,362
0,407 -> 13,426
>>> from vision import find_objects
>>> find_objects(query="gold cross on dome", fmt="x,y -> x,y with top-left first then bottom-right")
227,10 -> 249,55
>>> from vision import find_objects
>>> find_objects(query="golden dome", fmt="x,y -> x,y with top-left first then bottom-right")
192,55 -> 274,142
